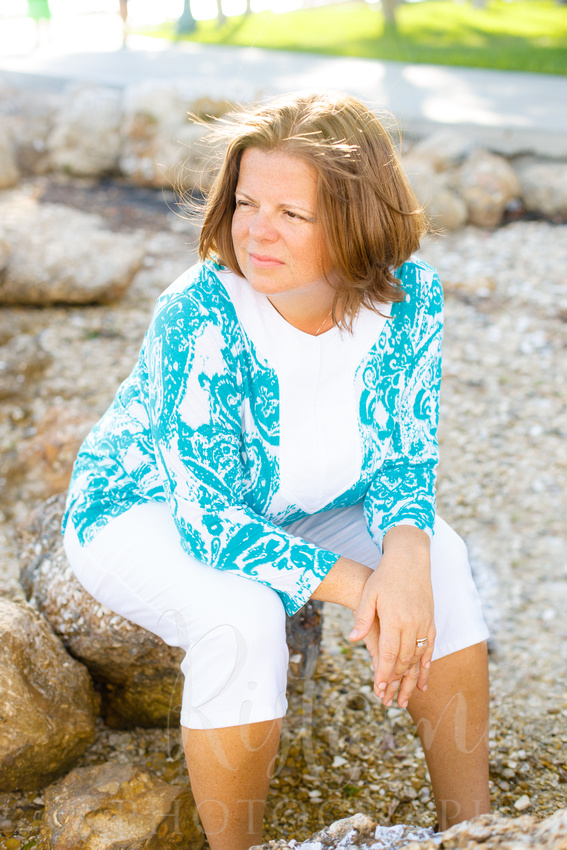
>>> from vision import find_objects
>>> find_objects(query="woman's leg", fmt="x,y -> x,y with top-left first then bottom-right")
64,502 -> 288,847
183,719 -> 282,850
286,507 -> 490,828
408,641 -> 490,829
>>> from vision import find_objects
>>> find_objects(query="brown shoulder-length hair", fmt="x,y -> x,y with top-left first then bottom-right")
198,90 -> 426,328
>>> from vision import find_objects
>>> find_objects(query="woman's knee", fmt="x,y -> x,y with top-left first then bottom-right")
179,582 -> 289,728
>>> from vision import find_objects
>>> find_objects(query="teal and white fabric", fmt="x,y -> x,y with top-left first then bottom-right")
63,258 -> 443,616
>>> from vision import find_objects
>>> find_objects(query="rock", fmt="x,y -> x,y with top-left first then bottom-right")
409,130 -> 476,172
0,195 -> 145,305
286,600 -> 323,682
455,150 -> 521,227
1,85 -> 60,175
40,762 -> 204,849
404,160 -> 468,231
19,495 -> 186,729
251,810 -> 567,849
250,813 -> 435,849
0,597 -> 99,792
48,84 -> 123,177
515,159 -> 567,220
0,124 -> 20,189
19,494 -> 325,726
120,82 -> 213,191
0,232 -> 9,273
0,332 -> 51,400
16,406 -> 94,500
514,794 -> 532,811
404,811 -> 567,849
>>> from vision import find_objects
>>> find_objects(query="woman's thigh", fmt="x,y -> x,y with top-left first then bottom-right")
285,505 -> 489,661
64,501 -> 289,728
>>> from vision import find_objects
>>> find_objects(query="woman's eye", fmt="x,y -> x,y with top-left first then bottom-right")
235,199 -> 253,208
284,210 -> 304,221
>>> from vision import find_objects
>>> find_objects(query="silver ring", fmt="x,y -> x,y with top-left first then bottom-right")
416,637 -> 428,649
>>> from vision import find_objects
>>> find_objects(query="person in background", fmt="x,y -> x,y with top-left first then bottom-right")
27,0 -> 51,48
118,0 -> 128,47
62,90 -> 490,850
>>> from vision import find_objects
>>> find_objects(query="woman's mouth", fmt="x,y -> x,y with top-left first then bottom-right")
248,253 -> 285,269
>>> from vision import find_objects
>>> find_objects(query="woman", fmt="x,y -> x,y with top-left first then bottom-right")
63,91 -> 490,850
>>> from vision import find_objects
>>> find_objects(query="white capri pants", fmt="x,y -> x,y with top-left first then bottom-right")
63,501 -> 489,730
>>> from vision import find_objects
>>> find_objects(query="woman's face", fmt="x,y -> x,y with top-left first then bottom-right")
231,148 -> 334,301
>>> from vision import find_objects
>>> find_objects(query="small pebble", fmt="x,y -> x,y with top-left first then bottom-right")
514,795 -> 532,811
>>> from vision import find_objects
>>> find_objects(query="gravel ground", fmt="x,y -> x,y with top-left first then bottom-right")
0,178 -> 566,848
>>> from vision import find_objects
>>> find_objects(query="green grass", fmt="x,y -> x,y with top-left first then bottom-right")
142,0 -> 567,75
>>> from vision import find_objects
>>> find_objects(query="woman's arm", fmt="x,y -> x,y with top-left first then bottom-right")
351,525 -> 435,707
364,266 -> 443,546
310,525 -> 434,708
144,275 -> 340,617
357,265 -> 441,706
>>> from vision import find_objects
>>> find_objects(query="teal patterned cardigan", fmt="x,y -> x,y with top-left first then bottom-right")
63,258 -> 443,615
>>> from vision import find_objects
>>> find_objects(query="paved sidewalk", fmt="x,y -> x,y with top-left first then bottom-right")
1,15 -> 566,156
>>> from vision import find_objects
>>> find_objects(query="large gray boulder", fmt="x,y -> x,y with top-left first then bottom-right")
48,84 -> 124,177
403,159 -> 467,231
0,597 -> 99,792
119,82 -> 224,191
409,129 -> 476,173
41,762 -> 205,849
0,196 -> 145,305
455,150 -> 521,227
515,159 -> 567,220
1,85 -> 61,175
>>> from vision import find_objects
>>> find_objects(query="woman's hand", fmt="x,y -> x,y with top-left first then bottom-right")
349,525 -> 435,708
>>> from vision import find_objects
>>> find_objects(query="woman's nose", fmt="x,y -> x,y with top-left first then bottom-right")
249,209 -> 277,242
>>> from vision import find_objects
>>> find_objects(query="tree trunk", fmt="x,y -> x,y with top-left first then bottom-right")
177,0 -> 196,34
382,0 -> 398,33
216,0 -> 226,26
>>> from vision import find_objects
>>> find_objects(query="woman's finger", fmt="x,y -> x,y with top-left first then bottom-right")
349,587 -> 378,642
417,625 -> 436,692
373,628 -> 402,703
397,662 -> 420,708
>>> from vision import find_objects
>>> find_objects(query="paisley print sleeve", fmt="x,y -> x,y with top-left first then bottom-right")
363,263 -> 443,547
144,274 -> 339,616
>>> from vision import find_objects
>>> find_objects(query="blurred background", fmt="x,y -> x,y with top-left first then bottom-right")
0,0 -> 565,75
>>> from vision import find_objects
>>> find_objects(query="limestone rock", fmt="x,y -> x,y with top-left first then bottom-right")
0,597 -> 99,792
409,130 -> 476,172
48,84 -> 123,177
404,809 -> 567,849
250,813 -> 434,849
0,124 -> 20,189
120,82 -> 214,191
404,160 -> 467,231
0,195 -> 145,305
1,85 -> 60,175
251,809 -> 567,849
515,159 -> 567,220
19,495 -> 185,729
456,150 -> 521,227
40,762 -> 205,849
16,406 -> 94,500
